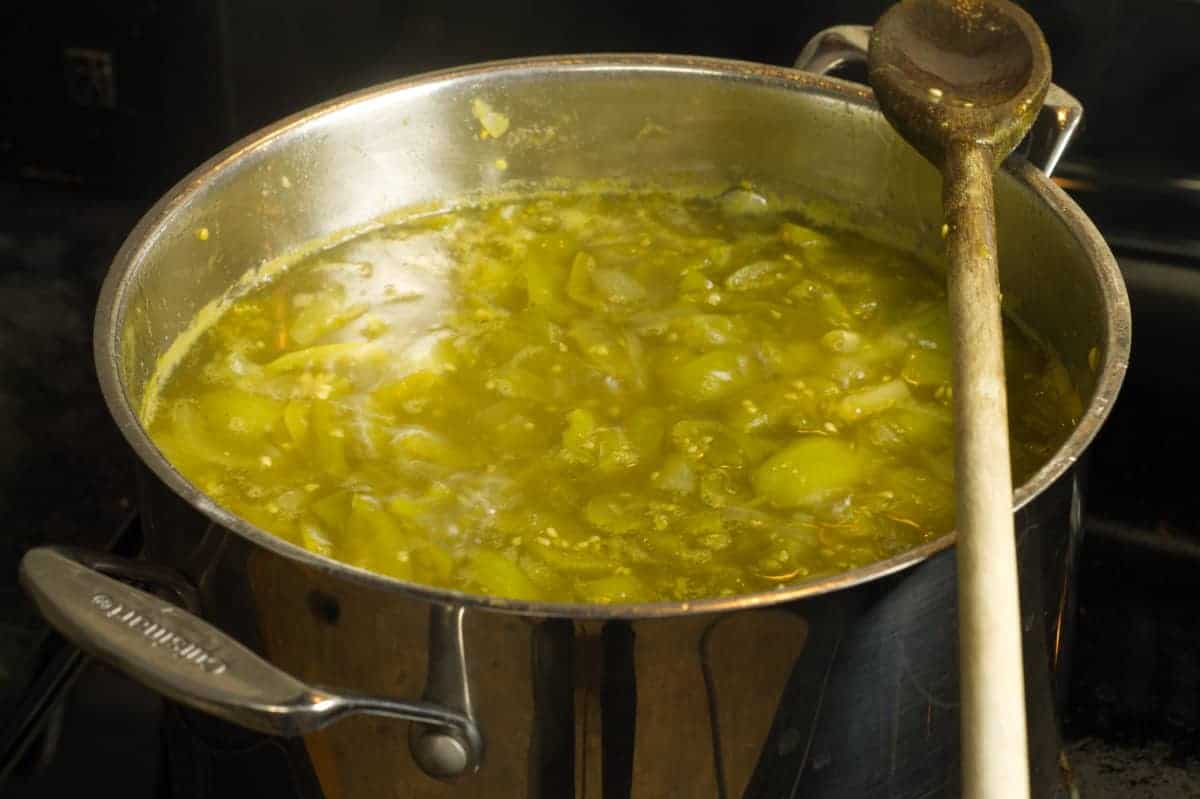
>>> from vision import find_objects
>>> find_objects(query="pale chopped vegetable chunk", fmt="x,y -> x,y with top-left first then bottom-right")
466,550 -> 540,599
577,574 -> 647,604
664,349 -> 758,404
901,348 -> 952,387
836,380 -> 911,423
470,98 -> 510,138
753,438 -> 867,509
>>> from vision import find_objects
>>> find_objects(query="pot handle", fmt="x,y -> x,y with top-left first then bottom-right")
794,25 -> 1084,178
19,545 -> 483,779
793,24 -> 872,77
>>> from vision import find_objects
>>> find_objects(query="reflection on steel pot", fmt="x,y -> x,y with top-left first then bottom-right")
21,42 -> 1128,799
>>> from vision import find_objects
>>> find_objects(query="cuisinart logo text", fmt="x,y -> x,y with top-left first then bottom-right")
91,593 -> 227,674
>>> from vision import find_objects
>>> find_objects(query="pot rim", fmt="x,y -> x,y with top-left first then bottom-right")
95,53 -> 1132,620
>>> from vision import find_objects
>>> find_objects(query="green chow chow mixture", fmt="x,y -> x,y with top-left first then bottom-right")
144,188 -> 1082,603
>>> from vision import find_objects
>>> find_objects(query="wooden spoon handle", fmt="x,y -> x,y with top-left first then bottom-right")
943,141 -> 1031,799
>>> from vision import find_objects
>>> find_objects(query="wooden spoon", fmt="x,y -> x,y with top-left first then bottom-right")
867,2 -> 1050,798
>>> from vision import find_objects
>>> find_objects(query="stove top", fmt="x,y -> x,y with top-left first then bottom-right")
2,2 -> 1199,796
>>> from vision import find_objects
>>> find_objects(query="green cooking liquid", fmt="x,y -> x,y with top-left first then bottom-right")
144,189 -> 1082,604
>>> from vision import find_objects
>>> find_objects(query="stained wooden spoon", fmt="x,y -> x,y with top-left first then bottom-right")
867,2 -> 1051,798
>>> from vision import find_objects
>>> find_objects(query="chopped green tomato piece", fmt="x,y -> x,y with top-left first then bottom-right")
584,493 -> 646,535
309,399 -> 349,476
901,348 -> 952,387
759,341 -> 822,377
386,494 -> 424,520
781,222 -> 834,248
346,493 -> 399,543
374,371 -> 447,414
299,522 -> 334,556
265,341 -> 382,373
860,406 -> 953,455
157,403 -> 263,470
476,399 -> 554,454
590,428 -> 638,474
653,453 -> 697,495
724,260 -> 789,292
283,399 -> 311,445
671,420 -> 745,469
669,314 -> 746,350
197,388 -> 284,440
527,540 -> 614,576
877,468 -> 955,533
699,469 -> 740,508
561,408 -> 599,465
729,432 -> 777,466
819,292 -> 855,328
567,251 -> 602,309
821,329 -> 862,354
568,320 -> 646,387
576,574 -> 648,603
393,427 -> 471,467
897,304 -> 952,351
663,349 -> 759,404
626,408 -> 666,461
788,280 -> 854,328
486,365 -> 553,402
590,268 -> 647,306
718,187 -> 770,216
310,490 -> 352,531
1044,359 -> 1084,422
290,293 -> 367,346
465,550 -> 542,600
836,380 -> 911,423
677,269 -> 711,293
410,542 -> 454,584
753,438 -> 867,509
525,256 -> 568,312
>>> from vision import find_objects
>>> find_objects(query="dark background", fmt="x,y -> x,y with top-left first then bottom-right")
2,0 -> 1199,199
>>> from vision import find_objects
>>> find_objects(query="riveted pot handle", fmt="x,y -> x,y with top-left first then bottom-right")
794,24 -> 1083,177
19,546 -> 483,779
793,24 -> 871,77
1023,85 -> 1083,178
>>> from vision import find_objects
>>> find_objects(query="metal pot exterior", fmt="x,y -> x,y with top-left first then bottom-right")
96,56 -> 1129,798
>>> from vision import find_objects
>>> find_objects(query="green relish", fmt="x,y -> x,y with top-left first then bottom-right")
145,189 -> 1081,603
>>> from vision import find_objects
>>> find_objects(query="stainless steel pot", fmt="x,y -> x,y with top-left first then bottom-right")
20,31 -> 1129,799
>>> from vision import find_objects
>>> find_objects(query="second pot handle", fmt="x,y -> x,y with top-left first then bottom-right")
19,546 -> 483,779
793,24 -> 871,77
794,24 -> 1083,178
